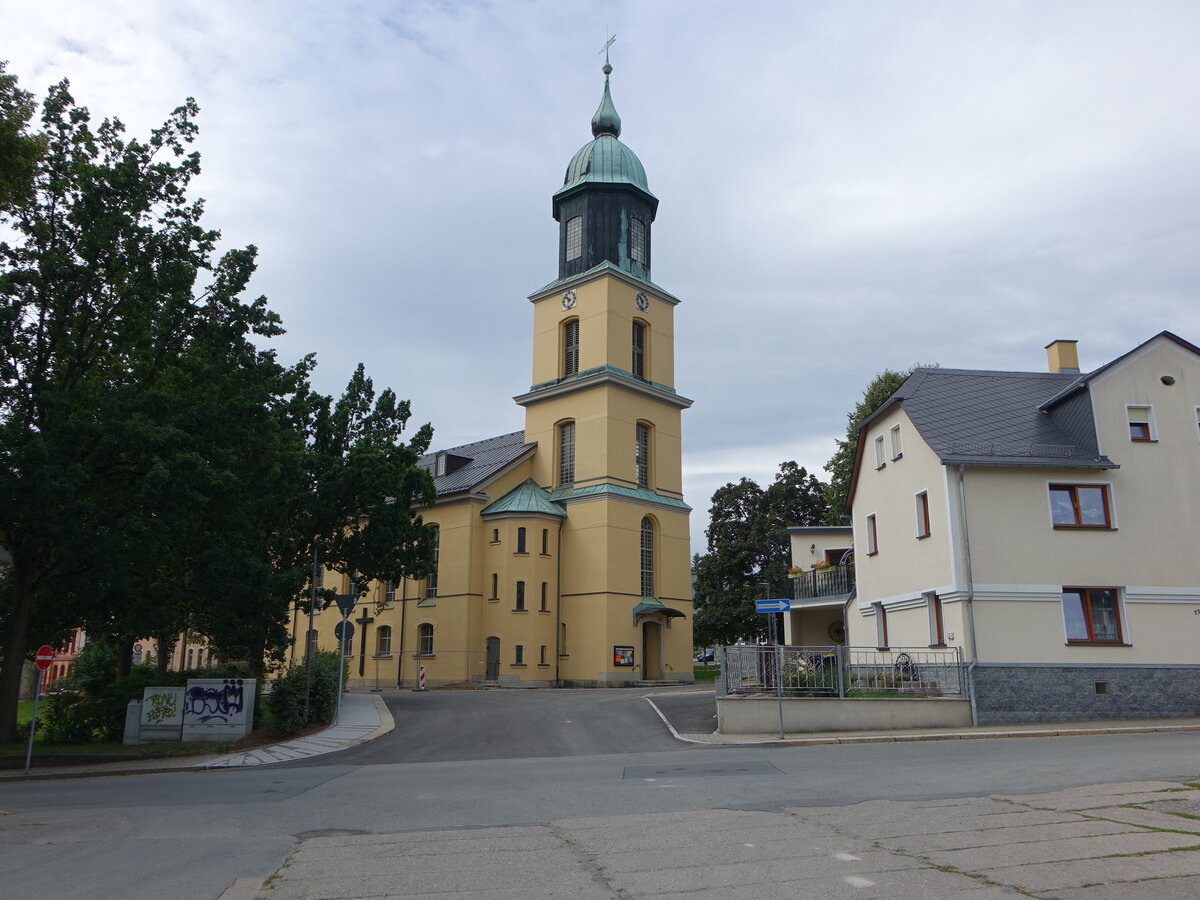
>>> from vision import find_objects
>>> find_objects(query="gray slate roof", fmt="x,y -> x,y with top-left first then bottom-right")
893,368 -> 1115,468
418,431 -> 536,496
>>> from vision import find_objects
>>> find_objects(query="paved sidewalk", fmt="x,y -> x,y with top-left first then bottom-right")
243,778 -> 1200,899
1,693 -> 392,781
204,693 -> 392,767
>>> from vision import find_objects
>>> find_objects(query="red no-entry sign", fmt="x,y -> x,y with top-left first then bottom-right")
34,645 -> 54,671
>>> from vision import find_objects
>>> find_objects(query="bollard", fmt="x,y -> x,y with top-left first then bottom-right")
413,664 -> 428,692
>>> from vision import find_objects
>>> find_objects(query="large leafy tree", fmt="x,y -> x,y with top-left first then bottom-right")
822,368 -> 919,522
692,461 -> 828,648
0,68 -> 438,740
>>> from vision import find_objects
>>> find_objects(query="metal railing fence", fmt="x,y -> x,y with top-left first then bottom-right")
790,565 -> 855,601
720,644 -> 965,698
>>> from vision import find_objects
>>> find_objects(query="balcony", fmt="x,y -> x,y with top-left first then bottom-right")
790,564 -> 855,603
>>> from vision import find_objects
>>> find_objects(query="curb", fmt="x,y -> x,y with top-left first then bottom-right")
671,722 -> 1200,747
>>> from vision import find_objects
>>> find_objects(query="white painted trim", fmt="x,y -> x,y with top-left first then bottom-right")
1124,402 -> 1157,441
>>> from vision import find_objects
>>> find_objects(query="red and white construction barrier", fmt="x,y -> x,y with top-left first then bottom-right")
415,664 -> 427,692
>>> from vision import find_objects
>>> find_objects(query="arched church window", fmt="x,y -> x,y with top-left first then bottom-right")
376,626 -> 392,655
558,420 -> 576,486
562,319 -> 579,377
566,216 -> 583,261
630,218 -> 646,264
635,422 -> 651,489
418,623 -> 434,656
640,517 -> 655,598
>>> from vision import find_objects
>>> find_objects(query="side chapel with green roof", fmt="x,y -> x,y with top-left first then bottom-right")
299,60 -> 694,686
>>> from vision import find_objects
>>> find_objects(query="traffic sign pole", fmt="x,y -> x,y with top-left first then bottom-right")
25,645 -> 54,772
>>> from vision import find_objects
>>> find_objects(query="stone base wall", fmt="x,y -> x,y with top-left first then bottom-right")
973,665 -> 1200,725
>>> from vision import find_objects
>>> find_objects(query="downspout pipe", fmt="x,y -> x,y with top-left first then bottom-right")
554,517 -> 564,688
957,464 -> 980,726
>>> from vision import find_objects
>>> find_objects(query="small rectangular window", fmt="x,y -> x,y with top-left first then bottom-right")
874,603 -> 889,650
490,573 -> 498,600
1062,588 -> 1123,643
915,491 -> 930,538
515,580 -> 525,611
540,645 -> 548,665
1126,405 -> 1154,441
874,435 -> 886,469
890,424 -> 902,459
630,217 -> 646,264
1049,484 -> 1112,528
491,528 -> 500,543
866,514 -> 878,555
516,527 -> 527,554
926,592 -> 944,646
540,581 -> 548,611
514,644 -> 524,665
541,528 -> 549,555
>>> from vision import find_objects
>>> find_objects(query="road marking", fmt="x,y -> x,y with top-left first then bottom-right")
845,876 -> 875,888
834,853 -> 861,861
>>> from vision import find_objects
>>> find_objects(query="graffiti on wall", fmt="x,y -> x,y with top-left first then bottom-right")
145,690 -> 180,724
184,679 -> 246,724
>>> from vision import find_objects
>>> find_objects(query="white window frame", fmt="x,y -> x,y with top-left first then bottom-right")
890,423 -> 903,460
873,602 -> 889,649
1125,404 -> 1156,442
865,513 -> 878,555
915,491 -> 930,538
874,434 -> 886,469
924,591 -> 944,646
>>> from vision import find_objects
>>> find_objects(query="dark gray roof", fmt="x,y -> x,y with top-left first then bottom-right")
418,431 -> 536,496
894,368 -> 1115,468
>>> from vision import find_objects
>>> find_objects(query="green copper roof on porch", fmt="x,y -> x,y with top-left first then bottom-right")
480,479 -> 566,517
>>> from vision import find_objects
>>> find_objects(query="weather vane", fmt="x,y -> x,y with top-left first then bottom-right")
600,33 -> 617,67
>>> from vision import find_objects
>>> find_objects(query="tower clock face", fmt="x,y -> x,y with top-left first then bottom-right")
635,291 -> 649,311
561,290 -> 577,310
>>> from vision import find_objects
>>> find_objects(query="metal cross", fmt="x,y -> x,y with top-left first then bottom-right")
600,33 -> 617,64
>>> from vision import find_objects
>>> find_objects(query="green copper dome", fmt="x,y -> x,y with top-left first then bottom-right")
555,67 -> 654,200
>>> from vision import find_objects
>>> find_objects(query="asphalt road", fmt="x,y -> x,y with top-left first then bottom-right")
302,686 -> 716,765
4,688 -> 1200,900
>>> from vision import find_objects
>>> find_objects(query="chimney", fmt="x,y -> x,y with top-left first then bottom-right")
1045,339 -> 1080,374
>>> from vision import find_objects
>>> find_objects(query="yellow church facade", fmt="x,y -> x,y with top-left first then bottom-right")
297,62 -> 694,687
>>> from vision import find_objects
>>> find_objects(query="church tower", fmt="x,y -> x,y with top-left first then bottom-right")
516,59 -> 694,683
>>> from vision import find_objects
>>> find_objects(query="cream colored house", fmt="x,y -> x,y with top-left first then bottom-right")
295,62 -> 694,688
783,526 -> 852,646
843,332 -> 1200,724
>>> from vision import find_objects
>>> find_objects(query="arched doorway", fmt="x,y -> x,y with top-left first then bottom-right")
642,620 -> 662,680
485,636 -> 500,682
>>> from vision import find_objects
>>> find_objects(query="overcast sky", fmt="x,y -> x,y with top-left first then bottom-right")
9,1 -> 1200,552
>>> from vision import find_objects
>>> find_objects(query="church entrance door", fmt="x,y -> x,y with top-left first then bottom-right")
485,637 -> 500,681
641,621 -> 662,680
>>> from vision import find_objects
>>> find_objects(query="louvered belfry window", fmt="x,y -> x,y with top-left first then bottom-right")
563,319 -> 579,377
632,321 -> 645,378
566,216 -> 582,261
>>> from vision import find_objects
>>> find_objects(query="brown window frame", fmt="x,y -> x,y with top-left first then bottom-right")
1049,484 -> 1112,529
915,491 -> 930,538
1062,587 -> 1124,644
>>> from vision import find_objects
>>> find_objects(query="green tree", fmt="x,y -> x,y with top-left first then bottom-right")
822,368 -> 918,522
692,462 -> 829,648
0,61 -> 43,213
0,71 -> 302,738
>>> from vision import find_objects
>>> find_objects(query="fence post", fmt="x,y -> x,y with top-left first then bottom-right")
775,644 -> 785,740
836,644 -> 847,698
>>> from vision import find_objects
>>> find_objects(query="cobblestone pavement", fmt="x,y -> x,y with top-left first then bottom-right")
240,779 -> 1200,900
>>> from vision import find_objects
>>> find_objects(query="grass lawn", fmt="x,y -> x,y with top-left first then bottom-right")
693,664 -> 720,683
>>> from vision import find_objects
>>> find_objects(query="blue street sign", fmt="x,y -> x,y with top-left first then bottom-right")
334,620 -> 355,642
755,598 -> 790,613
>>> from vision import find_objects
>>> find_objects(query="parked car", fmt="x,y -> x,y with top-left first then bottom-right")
695,649 -> 715,663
